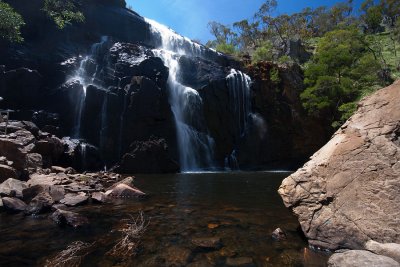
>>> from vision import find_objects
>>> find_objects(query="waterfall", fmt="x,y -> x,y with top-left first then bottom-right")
225,69 -> 266,170
145,18 -> 215,172
80,142 -> 87,170
226,69 -> 252,139
69,36 -> 110,138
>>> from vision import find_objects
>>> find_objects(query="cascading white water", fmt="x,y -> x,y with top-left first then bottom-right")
225,69 -> 266,170
145,18 -> 215,171
69,36 -> 109,138
226,69 -> 252,138
80,142 -> 87,170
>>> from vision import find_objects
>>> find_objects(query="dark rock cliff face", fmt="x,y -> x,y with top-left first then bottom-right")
0,0 -> 329,172
245,62 -> 330,169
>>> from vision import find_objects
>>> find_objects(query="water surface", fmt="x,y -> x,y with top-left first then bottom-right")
0,172 -> 329,266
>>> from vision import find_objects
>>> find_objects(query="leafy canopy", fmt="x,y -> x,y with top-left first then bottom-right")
301,28 -> 385,127
0,1 -> 25,42
43,0 -> 85,29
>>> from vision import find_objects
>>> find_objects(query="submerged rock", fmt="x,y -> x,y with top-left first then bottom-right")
163,246 -> 192,267
328,250 -> 400,267
50,209 -> 89,228
226,257 -> 255,267
191,237 -> 222,250
278,81 -> 400,249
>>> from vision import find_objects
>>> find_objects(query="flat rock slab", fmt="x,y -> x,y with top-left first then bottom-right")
105,183 -> 146,198
191,237 -> 222,250
51,209 -> 89,228
279,81 -> 400,249
60,193 -> 88,206
28,173 -> 69,186
2,197 -> 27,213
328,250 -> 400,267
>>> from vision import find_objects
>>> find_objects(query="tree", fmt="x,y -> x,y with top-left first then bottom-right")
0,1 -> 25,42
233,19 -> 259,52
252,41 -> 273,62
207,21 -> 237,54
0,0 -> 86,43
360,0 -> 383,33
301,28 -> 384,127
43,0 -> 85,29
379,0 -> 400,27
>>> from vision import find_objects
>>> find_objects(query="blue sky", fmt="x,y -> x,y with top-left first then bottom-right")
127,0 -> 364,43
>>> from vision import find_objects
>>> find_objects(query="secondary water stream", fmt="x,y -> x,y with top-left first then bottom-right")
0,172 -> 329,266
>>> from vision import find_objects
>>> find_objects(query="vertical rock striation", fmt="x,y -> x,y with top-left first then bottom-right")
279,81 -> 400,249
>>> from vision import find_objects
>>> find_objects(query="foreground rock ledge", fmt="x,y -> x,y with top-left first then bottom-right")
278,80 -> 400,250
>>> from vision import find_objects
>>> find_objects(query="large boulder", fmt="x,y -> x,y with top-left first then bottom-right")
278,81 -> 400,249
25,192 -> 54,215
365,240 -> 400,263
0,130 -> 36,171
33,136 -> 64,167
2,197 -> 27,213
22,184 -> 65,203
0,178 -> 27,198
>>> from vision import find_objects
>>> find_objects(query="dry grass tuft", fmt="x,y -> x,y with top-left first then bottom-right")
107,211 -> 149,259
44,241 -> 92,267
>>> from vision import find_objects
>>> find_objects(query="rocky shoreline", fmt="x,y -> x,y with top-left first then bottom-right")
0,119 -> 147,227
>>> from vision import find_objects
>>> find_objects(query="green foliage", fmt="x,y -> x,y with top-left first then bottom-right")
215,42 -> 236,55
206,0 -> 400,129
43,0 -> 84,29
252,41 -> 273,62
379,0 -> 400,27
301,27 -> 387,128
361,2 -> 383,33
277,55 -> 293,64
270,67 -> 281,84
0,1 -> 25,42
332,102 -> 357,128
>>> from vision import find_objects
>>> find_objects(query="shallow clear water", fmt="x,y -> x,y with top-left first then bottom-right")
0,172 -> 329,266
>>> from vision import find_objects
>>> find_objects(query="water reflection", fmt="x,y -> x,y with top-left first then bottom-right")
0,172 -> 329,266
